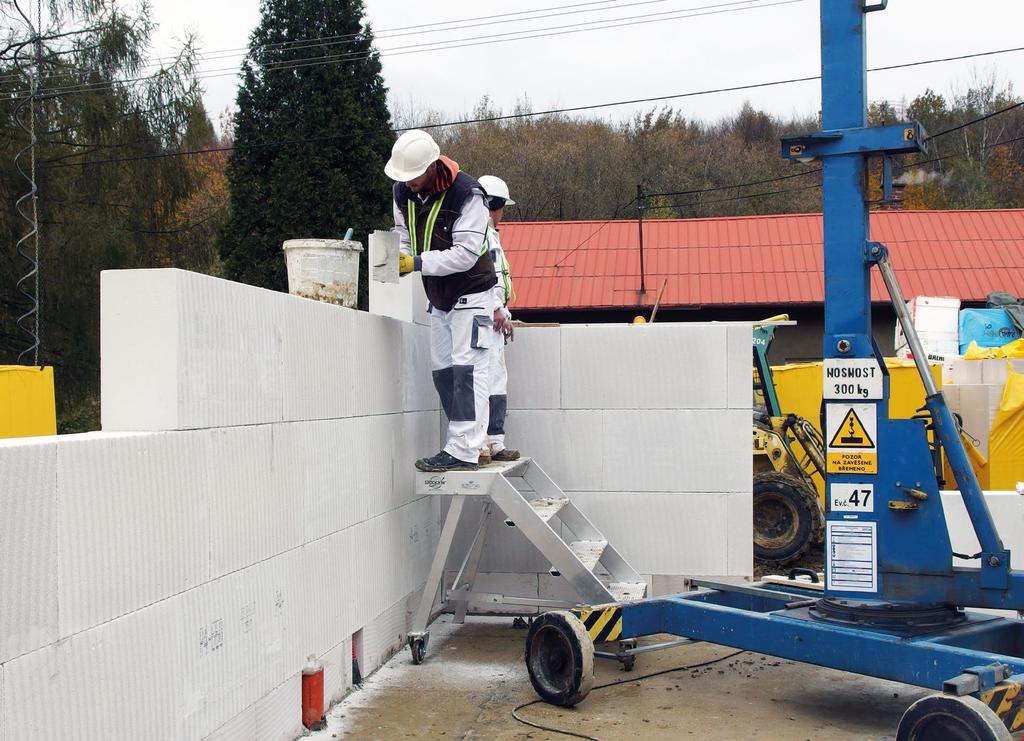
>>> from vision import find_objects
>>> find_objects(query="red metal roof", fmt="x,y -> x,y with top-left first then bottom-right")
500,210 -> 1024,311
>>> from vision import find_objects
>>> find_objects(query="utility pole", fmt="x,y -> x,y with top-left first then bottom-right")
636,183 -> 646,295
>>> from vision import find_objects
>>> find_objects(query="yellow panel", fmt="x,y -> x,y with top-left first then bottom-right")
988,366 -> 1024,490
0,366 -> 57,438
771,359 -> 941,429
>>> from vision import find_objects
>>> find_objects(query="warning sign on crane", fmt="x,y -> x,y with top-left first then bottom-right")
826,403 -> 877,474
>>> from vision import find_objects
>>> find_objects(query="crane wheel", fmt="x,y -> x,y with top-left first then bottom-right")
525,611 -> 594,706
896,694 -> 1011,741
753,472 -> 820,566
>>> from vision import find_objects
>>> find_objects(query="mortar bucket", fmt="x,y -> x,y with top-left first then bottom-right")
282,238 -> 363,308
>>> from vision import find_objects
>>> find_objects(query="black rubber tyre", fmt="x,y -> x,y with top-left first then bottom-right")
896,695 -> 1011,741
753,472 -> 818,565
525,611 -> 594,706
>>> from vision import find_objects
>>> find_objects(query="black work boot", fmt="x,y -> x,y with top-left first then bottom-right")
492,448 -> 520,462
415,451 -> 479,472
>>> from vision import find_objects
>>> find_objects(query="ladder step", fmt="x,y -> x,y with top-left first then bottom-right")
608,581 -> 647,603
529,497 -> 569,523
570,540 -> 607,571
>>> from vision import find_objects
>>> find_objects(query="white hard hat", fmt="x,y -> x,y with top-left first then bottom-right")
384,130 -> 441,181
478,175 -> 516,206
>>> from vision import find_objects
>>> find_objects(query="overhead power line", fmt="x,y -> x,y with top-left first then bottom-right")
927,100 -> 1024,141
0,0 -> 765,87
645,166 -> 822,199
646,182 -> 821,211
16,0 -> 801,98
38,45 -> 1024,170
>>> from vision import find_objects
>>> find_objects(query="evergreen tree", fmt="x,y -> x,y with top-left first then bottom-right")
220,0 -> 393,301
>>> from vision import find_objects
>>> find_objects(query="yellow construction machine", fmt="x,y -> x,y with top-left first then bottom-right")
751,316 -> 826,566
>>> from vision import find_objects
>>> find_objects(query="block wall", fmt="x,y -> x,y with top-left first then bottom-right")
2,269 -> 440,741
1,267 -> 755,738
446,322 -> 754,607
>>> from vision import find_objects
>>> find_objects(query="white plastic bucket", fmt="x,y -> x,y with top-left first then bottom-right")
282,238 -> 363,308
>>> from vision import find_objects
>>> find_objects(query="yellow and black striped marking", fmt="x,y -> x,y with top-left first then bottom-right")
572,606 -> 623,644
981,680 -> 1024,732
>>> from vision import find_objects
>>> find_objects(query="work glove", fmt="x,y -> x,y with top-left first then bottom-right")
399,252 -> 416,275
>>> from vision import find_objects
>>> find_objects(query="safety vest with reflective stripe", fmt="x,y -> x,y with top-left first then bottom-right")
486,227 -> 515,306
406,193 -> 446,256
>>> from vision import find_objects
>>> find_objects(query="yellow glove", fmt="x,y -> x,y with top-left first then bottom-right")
399,252 -> 415,275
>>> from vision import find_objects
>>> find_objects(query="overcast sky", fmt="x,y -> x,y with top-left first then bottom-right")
146,0 -> 1024,132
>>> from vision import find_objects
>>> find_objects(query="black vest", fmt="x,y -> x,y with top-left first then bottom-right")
394,171 -> 496,312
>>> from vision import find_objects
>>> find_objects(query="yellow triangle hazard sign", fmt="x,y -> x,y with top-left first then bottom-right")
829,407 -> 875,449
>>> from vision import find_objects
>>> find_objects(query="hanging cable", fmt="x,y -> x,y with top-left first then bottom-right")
35,43 -> 1024,169
511,648 -> 747,740
926,100 -> 1024,141
15,0 -> 804,99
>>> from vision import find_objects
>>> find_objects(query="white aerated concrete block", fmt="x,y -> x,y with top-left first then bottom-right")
292,532 -> 356,668
254,674 -> 302,741
56,431 -> 209,638
103,269 -> 291,430
503,410 -> 604,491
946,384 -> 1003,457
4,598 -> 187,741
942,492 -> 1024,569
351,499 -> 435,631
505,326 -> 561,409
204,706 -> 257,741
101,269 -> 181,430
947,358 -> 1024,386
175,273 -> 287,429
602,409 -> 750,493
273,419 -> 365,544
726,491 -> 754,576
369,272 -> 430,326
319,639 -> 352,706
560,324 -> 729,409
394,411 -> 443,509
0,438 -> 57,663
651,575 -> 690,596
727,324 -> 754,409
568,492 -> 739,576
359,595 -> 412,676
402,323 -> 439,412
352,313 -> 404,417
179,547 -> 301,740
356,414 -> 403,521
208,425 -> 303,578
281,297 -> 358,422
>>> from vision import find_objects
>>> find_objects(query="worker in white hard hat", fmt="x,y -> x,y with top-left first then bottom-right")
477,175 -> 519,464
386,129 -> 497,472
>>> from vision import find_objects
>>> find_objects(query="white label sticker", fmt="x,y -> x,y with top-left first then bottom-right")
827,521 -> 877,593
826,403 -> 878,474
823,358 -> 883,400
830,483 -> 875,513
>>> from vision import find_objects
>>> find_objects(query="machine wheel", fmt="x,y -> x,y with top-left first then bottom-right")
409,638 -> 426,665
525,611 -> 594,706
753,472 -> 819,565
896,695 -> 1011,741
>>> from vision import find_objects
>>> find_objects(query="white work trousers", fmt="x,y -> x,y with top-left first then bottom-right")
486,337 -> 508,451
430,289 -> 494,463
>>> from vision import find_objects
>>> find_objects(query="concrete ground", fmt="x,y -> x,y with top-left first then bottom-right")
310,615 -> 949,741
